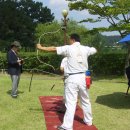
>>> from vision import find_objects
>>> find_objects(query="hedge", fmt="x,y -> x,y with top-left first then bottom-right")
89,53 -> 126,75
0,52 -> 127,75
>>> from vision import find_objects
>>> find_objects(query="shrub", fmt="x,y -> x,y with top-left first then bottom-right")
0,52 -> 126,75
89,53 -> 126,75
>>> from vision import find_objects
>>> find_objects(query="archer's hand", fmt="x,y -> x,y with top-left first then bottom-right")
36,44 -> 42,50
17,59 -> 22,63
17,59 -> 23,65
20,59 -> 24,64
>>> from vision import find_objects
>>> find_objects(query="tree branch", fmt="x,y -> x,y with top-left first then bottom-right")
122,13 -> 128,23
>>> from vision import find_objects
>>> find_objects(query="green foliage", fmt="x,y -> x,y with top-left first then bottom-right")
0,52 -> 126,75
35,20 -> 105,51
0,52 -> 62,72
89,53 -> 126,75
67,0 -> 130,67
35,21 -> 63,46
68,0 -> 130,37
101,35 -> 121,46
83,33 -> 105,51
18,0 -> 54,24
0,40 -> 10,51
0,0 -> 54,47
35,20 -> 90,46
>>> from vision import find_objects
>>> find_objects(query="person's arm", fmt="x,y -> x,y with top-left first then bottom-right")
87,47 -> 97,56
60,67 -> 64,73
36,44 -> 56,52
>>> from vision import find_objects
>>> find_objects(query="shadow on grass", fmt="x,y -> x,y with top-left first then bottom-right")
96,92 -> 130,109
7,90 -> 24,95
92,76 -> 127,84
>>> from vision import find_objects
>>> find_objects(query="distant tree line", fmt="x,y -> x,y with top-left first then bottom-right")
0,0 -> 54,48
0,0 -> 123,54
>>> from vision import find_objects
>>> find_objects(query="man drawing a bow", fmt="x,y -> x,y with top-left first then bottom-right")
36,33 -> 97,130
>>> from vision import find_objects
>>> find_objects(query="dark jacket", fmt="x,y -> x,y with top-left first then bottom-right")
7,50 -> 22,75
126,66 -> 130,86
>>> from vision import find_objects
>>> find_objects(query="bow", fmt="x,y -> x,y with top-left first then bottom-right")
29,28 -> 62,92
28,68 -> 61,92
37,28 -> 61,71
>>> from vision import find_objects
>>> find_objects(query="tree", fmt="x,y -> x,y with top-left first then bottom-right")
0,0 -> 54,48
67,20 -> 105,51
18,0 -> 54,24
67,0 -> 130,67
35,20 -> 105,51
35,21 -> 63,46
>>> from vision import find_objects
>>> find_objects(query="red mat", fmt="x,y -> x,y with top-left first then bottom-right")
39,96 -> 98,130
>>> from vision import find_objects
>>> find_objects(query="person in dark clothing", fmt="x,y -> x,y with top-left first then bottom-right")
125,66 -> 130,95
7,41 -> 23,98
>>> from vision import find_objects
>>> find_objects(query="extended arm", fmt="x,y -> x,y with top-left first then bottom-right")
36,44 -> 57,52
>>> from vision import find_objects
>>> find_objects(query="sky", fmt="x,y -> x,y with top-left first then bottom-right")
35,0 -> 119,36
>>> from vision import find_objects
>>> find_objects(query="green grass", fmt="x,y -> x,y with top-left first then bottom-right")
0,74 -> 130,130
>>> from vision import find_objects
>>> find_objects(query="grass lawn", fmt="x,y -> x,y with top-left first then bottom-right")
0,73 -> 130,130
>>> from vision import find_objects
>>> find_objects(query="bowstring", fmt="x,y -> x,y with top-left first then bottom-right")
37,28 -> 61,71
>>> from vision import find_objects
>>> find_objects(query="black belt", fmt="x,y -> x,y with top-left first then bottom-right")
64,72 -> 84,80
67,72 -> 85,76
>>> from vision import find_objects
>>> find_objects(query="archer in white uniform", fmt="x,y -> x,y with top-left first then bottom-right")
36,33 -> 97,130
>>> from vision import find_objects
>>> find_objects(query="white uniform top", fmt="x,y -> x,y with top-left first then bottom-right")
60,57 -> 68,76
56,42 -> 97,74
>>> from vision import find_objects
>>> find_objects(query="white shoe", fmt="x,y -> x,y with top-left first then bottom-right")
86,123 -> 92,126
83,120 -> 92,126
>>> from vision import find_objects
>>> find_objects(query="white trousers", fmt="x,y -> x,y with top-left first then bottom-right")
61,74 -> 92,130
